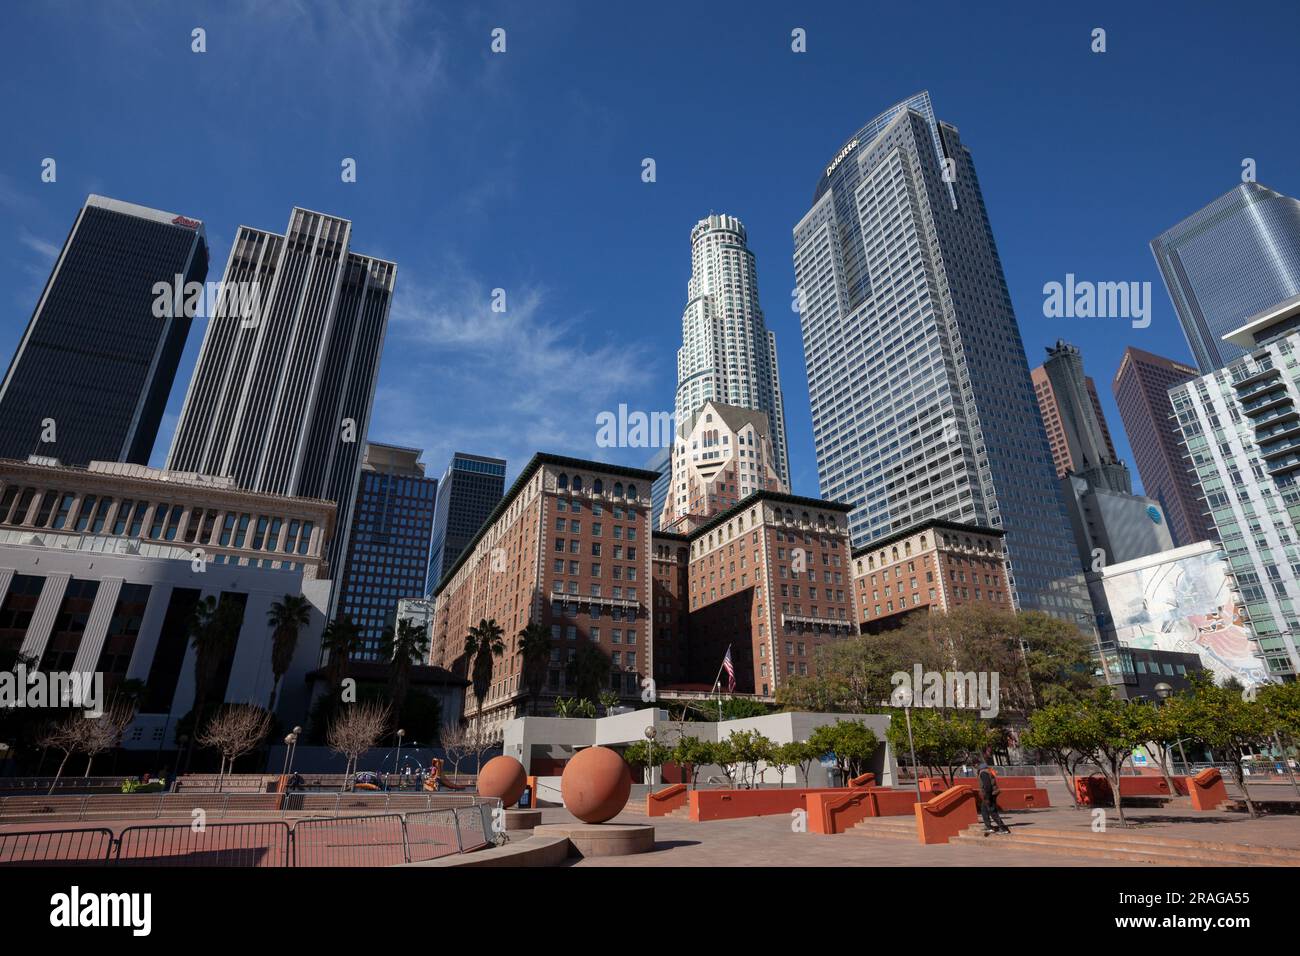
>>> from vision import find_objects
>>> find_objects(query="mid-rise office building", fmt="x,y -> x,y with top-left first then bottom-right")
1152,183 -> 1300,372
334,443 -> 437,661
0,456 -> 334,747
165,207 -> 395,588
660,400 -> 785,533
674,214 -> 790,487
1112,346 -> 1217,548
1170,293 -> 1300,677
792,91 -> 1085,624
424,452 -> 507,595
851,519 -> 1012,632
0,195 -> 210,467
429,454 -> 659,740
1032,341 -> 1124,489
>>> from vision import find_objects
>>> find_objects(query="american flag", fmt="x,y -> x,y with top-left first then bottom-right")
722,646 -> 736,693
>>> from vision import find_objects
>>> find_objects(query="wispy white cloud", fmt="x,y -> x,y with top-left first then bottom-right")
370,262 -> 660,475
18,230 -> 59,262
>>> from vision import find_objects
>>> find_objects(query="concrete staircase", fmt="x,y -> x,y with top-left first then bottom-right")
844,816 -> 919,841
663,805 -> 692,821
951,823 -> 1300,866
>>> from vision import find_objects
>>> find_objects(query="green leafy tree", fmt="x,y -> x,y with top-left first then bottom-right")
464,619 -> 505,729
516,621 -> 552,716
1259,682 -> 1300,798
265,594 -> 313,714
553,696 -> 597,718
809,719 -> 880,780
765,741 -> 797,788
785,740 -> 821,787
1181,677 -> 1276,818
670,734 -> 711,788
886,709 -> 993,786
1073,688 -> 1156,828
724,729 -> 774,789
1021,701 -> 1091,808
599,689 -> 621,716
703,738 -> 740,788
623,738 -> 672,780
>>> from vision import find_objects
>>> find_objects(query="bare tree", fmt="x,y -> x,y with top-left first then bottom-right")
197,704 -> 272,790
38,714 -> 89,795
80,703 -> 136,777
465,721 -> 499,774
326,700 -> 390,789
439,721 -> 471,776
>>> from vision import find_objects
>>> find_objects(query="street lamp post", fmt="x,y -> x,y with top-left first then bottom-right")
644,725 -> 657,786
288,726 -> 303,770
393,729 -> 406,782
1153,682 -> 1190,775
892,685 -> 922,800
281,733 -> 296,777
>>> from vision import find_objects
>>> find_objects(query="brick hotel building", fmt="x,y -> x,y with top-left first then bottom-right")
852,519 -> 1012,632
429,455 -> 660,740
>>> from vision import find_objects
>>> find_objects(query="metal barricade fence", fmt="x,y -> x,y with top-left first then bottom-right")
116,821 -> 291,867
0,827 -> 115,865
291,813 -> 409,867
402,809 -> 463,863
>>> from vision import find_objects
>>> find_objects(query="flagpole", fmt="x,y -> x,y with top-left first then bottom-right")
711,644 -> 731,722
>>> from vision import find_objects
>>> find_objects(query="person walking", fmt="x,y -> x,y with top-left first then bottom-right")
978,762 -> 1011,834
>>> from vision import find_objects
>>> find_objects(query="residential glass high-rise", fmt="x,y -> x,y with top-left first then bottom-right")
1112,346 -> 1217,548
1152,183 -> 1300,373
1169,293 -> 1300,679
424,452 -> 506,595
792,91 -> 1085,621
165,208 -> 395,588
674,214 -> 790,488
334,442 -> 437,661
0,195 -> 209,466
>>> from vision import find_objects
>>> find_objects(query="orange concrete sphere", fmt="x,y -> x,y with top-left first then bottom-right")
477,755 -> 527,805
561,746 -> 632,823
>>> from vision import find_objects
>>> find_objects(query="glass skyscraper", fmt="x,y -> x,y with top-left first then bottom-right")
424,452 -> 506,595
0,195 -> 209,466
335,442 -> 437,661
793,91 -> 1085,622
1152,183 -> 1300,373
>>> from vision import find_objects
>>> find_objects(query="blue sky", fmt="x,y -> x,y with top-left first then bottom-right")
2,1 -> 1298,497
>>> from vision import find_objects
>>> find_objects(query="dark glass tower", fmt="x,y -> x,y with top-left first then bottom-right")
335,442 -> 437,660
1152,183 -> 1300,372
424,452 -> 506,595
166,207 -> 395,586
0,195 -> 209,466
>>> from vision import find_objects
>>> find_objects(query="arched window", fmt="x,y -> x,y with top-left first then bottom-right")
593,479 -> 603,494
627,484 -> 637,498
557,473 -> 569,490
614,482 -> 624,497
572,475 -> 583,492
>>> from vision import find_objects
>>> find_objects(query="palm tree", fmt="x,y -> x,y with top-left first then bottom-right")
567,642 -> 612,707
516,621 -> 552,716
464,619 -> 505,730
321,615 -> 363,690
185,595 -> 245,770
381,619 -> 430,725
266,594 -> 313,714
